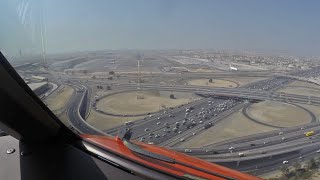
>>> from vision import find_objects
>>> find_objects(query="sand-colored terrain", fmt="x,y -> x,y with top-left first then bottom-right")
247,101 -> 311,127
278,87 -> 320,97
96,90 -> 196,115
177,109 -> 276,148
45,85 -> 74,111
296,104 -> 320,119
188,79 -> 238,88
87,110 -> 144,130
57,111 -> 70,127
277,81 -> 320,97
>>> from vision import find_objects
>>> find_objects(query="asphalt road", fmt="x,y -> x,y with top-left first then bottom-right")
60,66 -> 320,175
66,85 -> 104,135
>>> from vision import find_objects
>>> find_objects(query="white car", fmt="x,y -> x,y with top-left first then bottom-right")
184,149 -> 192,153
180,138 -> 185,142
316,149 -> 320,153
282,137 -> 286,141
144,128 -> 149,132
283,160 -> 289,164
279,132 -> 284,135
238,152 -> 245,157
229,147 -> 235,150
156,122 -> 161,125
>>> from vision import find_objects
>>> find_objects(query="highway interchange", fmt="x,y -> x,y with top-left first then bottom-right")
26,65 -> 320,176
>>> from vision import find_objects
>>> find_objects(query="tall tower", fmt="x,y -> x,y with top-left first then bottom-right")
136,53 -> 144,99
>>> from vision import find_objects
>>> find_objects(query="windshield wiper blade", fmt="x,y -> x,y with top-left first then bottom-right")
117,128 -> 237,180
118,128 -> 175,163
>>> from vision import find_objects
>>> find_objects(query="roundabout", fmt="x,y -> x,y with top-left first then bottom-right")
243,100 -> 316,128
94,90 -> 198,117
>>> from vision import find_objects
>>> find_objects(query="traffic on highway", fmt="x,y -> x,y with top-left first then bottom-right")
3,1 -> 320,179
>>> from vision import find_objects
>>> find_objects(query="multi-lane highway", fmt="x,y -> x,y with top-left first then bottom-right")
66,85 -> 104,135
60,66 -> 320,176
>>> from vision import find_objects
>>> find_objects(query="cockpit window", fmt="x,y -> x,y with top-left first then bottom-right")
2,1 -> 320,179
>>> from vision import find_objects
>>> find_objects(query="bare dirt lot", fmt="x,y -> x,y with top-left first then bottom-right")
177,109 -> 276,148
247,101 -> 311,127
87,110 -> 144,130
57,111 -> 70,127
277,81 -> 320,97
278,87 -> 320,97
296,104 -> 320,119
187,79 -> 238,88
45,85 -> 74,111
96,90 -> 198,115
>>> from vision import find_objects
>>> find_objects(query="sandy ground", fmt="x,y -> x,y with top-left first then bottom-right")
57,111 -> 70,127
247,101 -> 311,127
310,172 -> 320,180
259,162 -> 319,180
259,170 -> 282,179
187,79 -> 238,88
296,104 -> 320,121
96,90 -> 197,115
177,109 -> 276,148
277,81 -> 320,97
45,86 -> 74,111
278,87 -> 320,97
86,110 -> 144,130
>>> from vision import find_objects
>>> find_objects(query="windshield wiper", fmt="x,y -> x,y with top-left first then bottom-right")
118,128 -> 175,163
118,128 -> 236,180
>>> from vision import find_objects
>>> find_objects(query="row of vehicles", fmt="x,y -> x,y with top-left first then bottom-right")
228,130 -> 316,158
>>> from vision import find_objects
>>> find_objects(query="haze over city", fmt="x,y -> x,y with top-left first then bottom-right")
1,0 -> 320,56
3,1 -> 320,179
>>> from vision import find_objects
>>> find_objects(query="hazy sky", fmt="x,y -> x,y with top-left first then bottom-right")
1,0 -> 320,56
